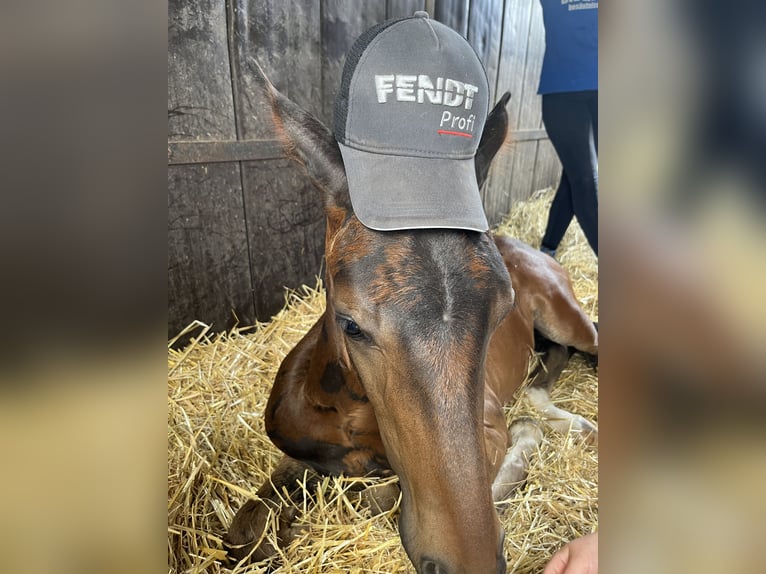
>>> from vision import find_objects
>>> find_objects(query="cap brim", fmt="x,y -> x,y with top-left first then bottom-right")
338,144 -> 489,232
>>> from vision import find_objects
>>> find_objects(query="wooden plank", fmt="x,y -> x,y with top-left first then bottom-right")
320,0 -> 388,126
468,0 -> 504,105
387,0 -> 425,20
241,159 -> 326,319
167,0 -> 236,141
516,0 -> 545,131
168,163 -> 254,338
484,0 -> 535,218
229,0 -> 329,322
509,128 -> 548,142
508,139 -> 538,206
433,0 -> 469,36
483,144 -> 514,225
495,0 -> 534,132
168,139 -> 283,165
502,0 -> 545,209
482,145 -> 512,223
231,0 -> 324,138
484,137 -> 550,226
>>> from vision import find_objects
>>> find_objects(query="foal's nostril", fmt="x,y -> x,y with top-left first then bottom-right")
421,558 -> 448,574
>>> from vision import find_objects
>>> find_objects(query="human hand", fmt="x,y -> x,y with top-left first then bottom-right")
542,532 -> 598,574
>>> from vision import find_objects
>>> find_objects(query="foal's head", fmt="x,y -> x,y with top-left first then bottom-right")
261,61 -> 513,573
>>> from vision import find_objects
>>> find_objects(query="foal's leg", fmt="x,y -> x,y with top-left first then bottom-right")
487,343 -> 569,502
490,341 -> 597,502
491,417 -> 544,503
532,264 -> 598,358
223,456 -> 318,566
525,341 -> 598,445
485,381 -> 544,503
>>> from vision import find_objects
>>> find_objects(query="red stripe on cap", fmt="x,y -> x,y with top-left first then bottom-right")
437,129 -> 473,138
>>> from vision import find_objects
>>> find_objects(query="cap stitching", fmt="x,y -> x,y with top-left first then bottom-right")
422,17 -> 440,49
343,140 -> 476,159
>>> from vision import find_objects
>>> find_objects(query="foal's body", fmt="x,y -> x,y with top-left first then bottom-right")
224,66 -> 597,574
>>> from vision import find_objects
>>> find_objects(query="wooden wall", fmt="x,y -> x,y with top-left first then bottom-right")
168,0 -> 560,338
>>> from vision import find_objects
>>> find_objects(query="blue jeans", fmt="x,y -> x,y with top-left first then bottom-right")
541,90 -> 598,256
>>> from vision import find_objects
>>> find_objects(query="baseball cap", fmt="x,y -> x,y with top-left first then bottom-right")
334,12 -> 490,232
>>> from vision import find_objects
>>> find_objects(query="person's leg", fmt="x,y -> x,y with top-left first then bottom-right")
542,91 -> 599,255
541,170 -> 574,256
587,91 -> 598,153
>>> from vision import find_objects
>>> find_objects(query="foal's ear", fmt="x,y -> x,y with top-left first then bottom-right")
248,58 -> 350,211
475,92 -> 511,189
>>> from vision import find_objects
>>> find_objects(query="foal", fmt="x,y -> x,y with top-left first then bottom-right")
223,67 -> 597,574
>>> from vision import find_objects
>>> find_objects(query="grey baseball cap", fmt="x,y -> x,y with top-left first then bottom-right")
334,12 -> 490,232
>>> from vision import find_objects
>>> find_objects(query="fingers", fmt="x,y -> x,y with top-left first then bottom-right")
542,533 -> 598,574
542,543 -> 571,574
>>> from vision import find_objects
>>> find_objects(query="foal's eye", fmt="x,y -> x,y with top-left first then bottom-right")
337,316 -> 365,341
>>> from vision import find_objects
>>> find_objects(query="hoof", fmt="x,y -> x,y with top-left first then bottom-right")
493,418 -> 545,503
222,498 -> 300,567
572,415 -> 598,447
360,481 -> 401,515
509,416 -> 544,445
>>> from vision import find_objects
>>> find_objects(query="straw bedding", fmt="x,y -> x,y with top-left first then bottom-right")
168,188 -> 598,573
